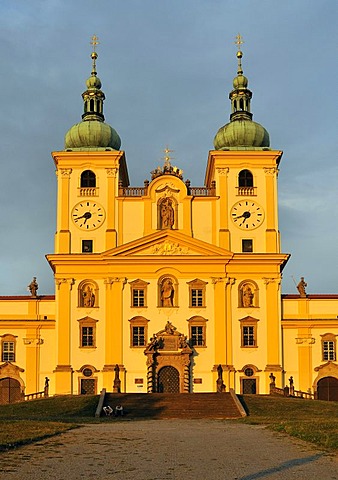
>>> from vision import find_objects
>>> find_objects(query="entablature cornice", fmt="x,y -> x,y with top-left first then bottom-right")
204,149 -> 283,186
52,150 -> 126,169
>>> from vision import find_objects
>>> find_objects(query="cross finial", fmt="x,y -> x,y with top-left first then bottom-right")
91,34 -> 100,52
163,146 -> 174,168
90,35 -> 99,75
235,33 -> 244,51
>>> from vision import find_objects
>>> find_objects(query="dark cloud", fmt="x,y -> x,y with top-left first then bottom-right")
0,0 -> 337,294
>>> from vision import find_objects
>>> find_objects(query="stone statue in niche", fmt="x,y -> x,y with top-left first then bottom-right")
160,198 -> 174,229
161,278 -> 174,307
82,285 -> 95,307
242,284 -> 254,307
297,277 -> 307,297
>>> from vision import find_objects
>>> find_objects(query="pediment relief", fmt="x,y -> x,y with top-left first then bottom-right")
103,231 -> 232,258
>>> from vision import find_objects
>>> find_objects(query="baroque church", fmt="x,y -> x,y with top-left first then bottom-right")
0,37 -> 337,403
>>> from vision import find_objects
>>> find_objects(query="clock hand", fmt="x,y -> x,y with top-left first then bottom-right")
75,211 -> 92,222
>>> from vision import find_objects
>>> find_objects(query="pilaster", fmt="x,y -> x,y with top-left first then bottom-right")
55,168 -> 72,253
264,167 -> 279,252
54,277 -> 75,394
105,167 -> 118,249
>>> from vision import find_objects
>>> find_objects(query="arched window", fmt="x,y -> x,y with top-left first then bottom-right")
81,170 -> 96,188
238,170 -> 253,187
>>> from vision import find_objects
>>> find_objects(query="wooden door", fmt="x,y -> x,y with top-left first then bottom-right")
0,377 -> 22,404
317,377 -> 338,401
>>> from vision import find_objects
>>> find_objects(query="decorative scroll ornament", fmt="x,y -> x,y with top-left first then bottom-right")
151,241 -> 189,255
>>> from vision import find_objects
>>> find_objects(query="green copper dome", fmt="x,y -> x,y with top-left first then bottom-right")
65,121 -> 121,150
213,43 -> 270,150
214,119 -> 269,150
65,47 -> 121,151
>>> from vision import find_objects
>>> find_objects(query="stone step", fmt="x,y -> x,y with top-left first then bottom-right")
103,393 -> 243,419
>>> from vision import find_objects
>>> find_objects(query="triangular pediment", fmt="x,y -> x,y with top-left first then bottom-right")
102,230 -> 232,258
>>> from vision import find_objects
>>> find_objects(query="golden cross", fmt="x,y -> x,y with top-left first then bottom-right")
91,34 -> 100,52
234,33 -> 244,50
163,146 -> 174,167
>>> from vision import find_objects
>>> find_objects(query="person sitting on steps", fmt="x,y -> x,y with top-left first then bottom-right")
103,405 -> 113,416
115,404 -> 124,417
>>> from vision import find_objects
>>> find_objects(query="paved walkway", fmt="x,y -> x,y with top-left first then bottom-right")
0,420 -> 337,479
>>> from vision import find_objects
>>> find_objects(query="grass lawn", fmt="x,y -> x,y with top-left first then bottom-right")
240,395 -> 338,451
0,395 -> 99,451
0,394 -> 337,452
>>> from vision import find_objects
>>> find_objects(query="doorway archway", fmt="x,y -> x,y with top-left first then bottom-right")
158,366 -> 180,393
317,376 -> 338,401
0,377 -> 22,404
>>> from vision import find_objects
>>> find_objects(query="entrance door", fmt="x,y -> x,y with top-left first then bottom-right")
317,376 -> 338,401
80,378 -> 96,395
242,378 -> 257,394
0,377 -> 22,404
158,366 -> 180,393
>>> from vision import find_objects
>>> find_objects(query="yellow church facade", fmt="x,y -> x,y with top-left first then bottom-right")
0,41 -> 337,402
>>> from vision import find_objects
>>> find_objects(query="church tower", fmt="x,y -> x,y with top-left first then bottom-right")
48,37 -> 130,394
205,35 -> 289,392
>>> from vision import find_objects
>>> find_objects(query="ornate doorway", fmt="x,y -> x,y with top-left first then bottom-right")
144,321 -> 192,393
317,376 -> 338,401
0,377 -> 22,404
158,366 -> 180,393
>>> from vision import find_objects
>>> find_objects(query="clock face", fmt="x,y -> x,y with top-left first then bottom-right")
230,200 -> 264,230
71,201 -> 106,230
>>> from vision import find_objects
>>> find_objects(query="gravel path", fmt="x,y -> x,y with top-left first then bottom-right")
0,420 -> 337,479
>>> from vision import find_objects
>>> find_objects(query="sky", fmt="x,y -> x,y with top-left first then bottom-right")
0,0 -> 337,296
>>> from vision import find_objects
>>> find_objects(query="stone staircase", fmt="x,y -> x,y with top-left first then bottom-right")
103,392 -> 245,419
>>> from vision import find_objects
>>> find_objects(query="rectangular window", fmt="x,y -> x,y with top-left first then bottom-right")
242,326 -> 255,346
132,326 -> 145,347
323,341 -> 336,361
191,326 -> 204,346
133,289 -> 145,307
82,240 -> 93,253
191,289 -> 203,307
81,326 -> 94,347
242,239 -> 253,252
2,342 -> 15,361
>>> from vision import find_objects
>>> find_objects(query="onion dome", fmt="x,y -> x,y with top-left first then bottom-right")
214,36 -> 270,150
65,36 -> 121,151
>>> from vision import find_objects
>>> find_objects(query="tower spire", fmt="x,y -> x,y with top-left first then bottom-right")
64,35 -> 121,151
229,34 -> 252,121
213,35 -> 270,150
81,35 -> 105,122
